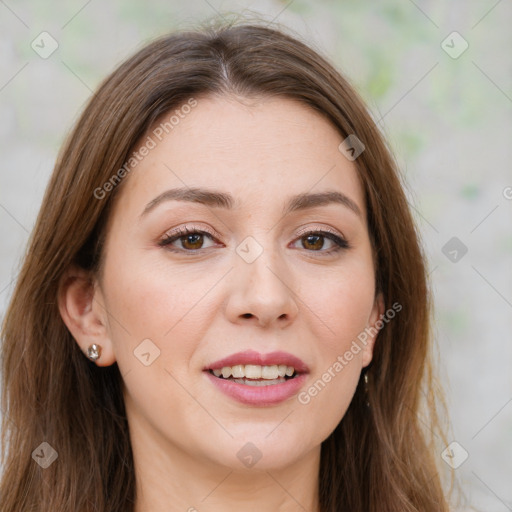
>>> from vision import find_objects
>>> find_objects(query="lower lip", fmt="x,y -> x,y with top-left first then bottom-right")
204,371 -> 308,406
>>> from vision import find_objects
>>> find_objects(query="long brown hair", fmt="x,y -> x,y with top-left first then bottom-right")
1,19 -> 451,511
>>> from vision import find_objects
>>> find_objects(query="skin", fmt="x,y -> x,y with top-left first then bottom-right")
59,95 -> 384,512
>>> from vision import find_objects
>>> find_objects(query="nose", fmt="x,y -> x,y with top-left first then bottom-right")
224,240 -> 299,328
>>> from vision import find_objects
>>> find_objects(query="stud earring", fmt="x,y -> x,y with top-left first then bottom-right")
86,343 -> 102,361
364,372 -> 370,408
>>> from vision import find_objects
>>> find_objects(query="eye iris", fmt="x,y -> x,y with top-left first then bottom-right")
303,234 -> 323,251
182,233 -> 203,250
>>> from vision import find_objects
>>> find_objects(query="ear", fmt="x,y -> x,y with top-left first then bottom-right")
361,291 -> 385,368
58,266 -> 116,366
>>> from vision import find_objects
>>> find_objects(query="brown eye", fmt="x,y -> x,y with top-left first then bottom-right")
159,227 -> 217,252
159,226 -> 349,256
302,234 -> 325,251
292,230 -> 350,255
180,233 -> 204,250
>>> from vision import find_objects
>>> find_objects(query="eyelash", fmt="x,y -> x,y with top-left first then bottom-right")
158,225 -> 350,256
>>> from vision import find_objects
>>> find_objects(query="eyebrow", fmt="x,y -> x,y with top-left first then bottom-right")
140,186 -> 363,219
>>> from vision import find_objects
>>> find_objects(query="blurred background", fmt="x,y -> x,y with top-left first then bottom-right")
1,1 -> 511,510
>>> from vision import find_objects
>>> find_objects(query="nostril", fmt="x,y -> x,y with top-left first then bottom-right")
241,313 -> 253,318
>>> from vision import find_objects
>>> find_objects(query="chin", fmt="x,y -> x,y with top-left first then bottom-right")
203,434 -> 312,472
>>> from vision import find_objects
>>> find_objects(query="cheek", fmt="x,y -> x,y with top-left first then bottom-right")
100,254 -> 213,432
100,250 -> 225,383
103,250 -> 211,333
296,273 -> 372,433
306,260 -> 376,352
295,259 -> 374,418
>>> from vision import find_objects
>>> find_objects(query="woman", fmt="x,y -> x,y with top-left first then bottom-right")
0,20 -> 451,511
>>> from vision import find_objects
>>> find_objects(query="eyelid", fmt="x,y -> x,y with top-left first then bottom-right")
161,223 -> 345,242
160,223 -> 220,242
294,224 -> 346,240
158,223 -> 350,254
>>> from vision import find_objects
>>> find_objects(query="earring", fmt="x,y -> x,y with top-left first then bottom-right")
86,343 -> 102,361
363,372 -> 370,408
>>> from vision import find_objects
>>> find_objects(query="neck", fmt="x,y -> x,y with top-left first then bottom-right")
131,422 -> 321,512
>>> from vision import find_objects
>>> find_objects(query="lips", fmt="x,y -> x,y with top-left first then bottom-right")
204,349 -> 310,374
203,349 -> 309,406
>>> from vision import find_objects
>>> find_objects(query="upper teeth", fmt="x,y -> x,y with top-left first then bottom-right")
212,364 -> 295,380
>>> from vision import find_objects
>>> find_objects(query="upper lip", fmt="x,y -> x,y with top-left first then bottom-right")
204,349 -> 309,373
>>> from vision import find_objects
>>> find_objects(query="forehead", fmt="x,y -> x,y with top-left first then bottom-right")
115,95 -> 366,220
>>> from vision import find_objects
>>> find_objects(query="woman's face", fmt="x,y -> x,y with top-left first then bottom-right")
92,95 -> 383,471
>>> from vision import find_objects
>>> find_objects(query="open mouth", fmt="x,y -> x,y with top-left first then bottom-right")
209,364 -> 299,387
